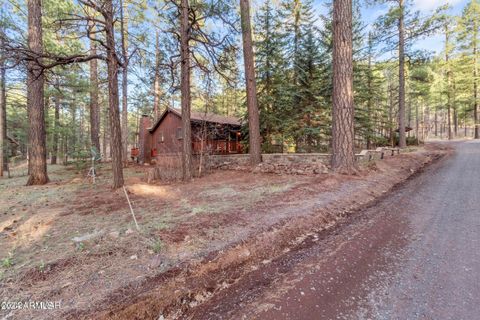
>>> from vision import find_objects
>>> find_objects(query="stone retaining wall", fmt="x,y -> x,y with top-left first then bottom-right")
147,148 -> 401,181
207,153 -> 330,175
207,147 -> 401,175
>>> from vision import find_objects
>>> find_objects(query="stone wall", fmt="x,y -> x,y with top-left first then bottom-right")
207,147 -> 401,175
147,147 -> 401,181
206,154 -> 251,170
207,153 -> 330,175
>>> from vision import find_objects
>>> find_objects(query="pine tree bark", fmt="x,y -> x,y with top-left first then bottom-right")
153,30 -> 161,119
474,22 -> 479,139
120,0 -> 129,163
445,26 -> 452,140
453,76 -> 458,136
415,102 -> 419,142
331,0 -> 355,174
89,22 -> 101,154
397,0 -> 407,148
240,0 -> 262,165
388,80 -> 394,146
71,96 -> 77,156
103,105 -> 109,158
51,89 -> 60,165
26,0 -> 49,185
366,32 -> 373,150
0,35 -> 6,176
180,0 -> 192,180
105,0 -> 124,188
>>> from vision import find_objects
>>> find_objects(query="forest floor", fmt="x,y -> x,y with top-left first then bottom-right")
0,144 -> 450,320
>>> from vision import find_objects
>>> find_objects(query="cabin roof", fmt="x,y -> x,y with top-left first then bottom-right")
149,107 -> 241,132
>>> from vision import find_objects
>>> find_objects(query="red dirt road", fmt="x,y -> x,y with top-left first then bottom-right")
182,141 -> 480,320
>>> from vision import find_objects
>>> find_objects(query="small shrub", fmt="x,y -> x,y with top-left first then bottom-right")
1,257 -> 13,268
76,242 -> 85,251
192,206 -> 208,215
154,221 -> 170,230
39,260 -> 46,272
150,239 -> 164,253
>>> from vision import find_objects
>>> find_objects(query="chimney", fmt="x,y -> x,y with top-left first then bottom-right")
138,115 -> 152,164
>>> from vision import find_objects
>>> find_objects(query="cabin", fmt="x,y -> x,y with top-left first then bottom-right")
137,108 -> 243,164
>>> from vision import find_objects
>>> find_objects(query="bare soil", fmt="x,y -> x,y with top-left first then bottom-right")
0,145 -> 450,320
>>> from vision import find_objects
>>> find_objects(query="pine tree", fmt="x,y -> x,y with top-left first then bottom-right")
457,0 -> 480,139
332,0 -> 355,173
255,0 -> 291,152
26,0 -> 49,185
295,23 -> 326,152
240,0 -> 262,164
372,0 -> 447,147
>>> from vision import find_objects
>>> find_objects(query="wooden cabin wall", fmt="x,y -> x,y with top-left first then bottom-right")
151,112 -> 183,154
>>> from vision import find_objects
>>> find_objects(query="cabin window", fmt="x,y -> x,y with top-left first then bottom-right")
176,127 -> 183,140
159,131 -> 164,143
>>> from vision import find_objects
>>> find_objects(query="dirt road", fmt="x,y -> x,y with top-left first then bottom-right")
184,141 -> 480,320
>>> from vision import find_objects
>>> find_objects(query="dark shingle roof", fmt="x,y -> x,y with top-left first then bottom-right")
149,107 -> 241,132
169,107 -> 240,126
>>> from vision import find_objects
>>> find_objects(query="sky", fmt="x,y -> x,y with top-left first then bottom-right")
359,0 -> 470,55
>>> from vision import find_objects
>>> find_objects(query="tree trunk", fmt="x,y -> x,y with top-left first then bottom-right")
63,134 -> 68,164
474,29 -> 479,139
0,35 -> 6,176
331,0 -> 355,174
89,22 -> 101,154
415,101 -> 419,142
397,0 -> 406,148
180,0 -> 192,180
105,0 -> 124,188
453,76 -> 458,136
71,96 -> 77,156
26,0 -> 49,185
51,89 -> 60,165
366,32 -> 373,150
240,0 -> 262,165
388,80 -> 394,146
103,106 -> 108,159
120,0 -> 129,163
421,103 -> 426,141
153,30 -> 161,119
445,26 -> 452,140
